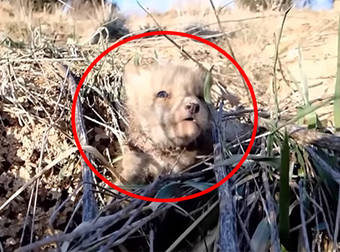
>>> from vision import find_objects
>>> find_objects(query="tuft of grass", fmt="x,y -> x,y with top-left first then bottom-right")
279,131 -> 290,247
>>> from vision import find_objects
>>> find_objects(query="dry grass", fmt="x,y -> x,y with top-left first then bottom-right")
0,0 -> 339,251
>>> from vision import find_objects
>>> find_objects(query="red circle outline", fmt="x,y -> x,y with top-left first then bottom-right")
71,31 -> 258,202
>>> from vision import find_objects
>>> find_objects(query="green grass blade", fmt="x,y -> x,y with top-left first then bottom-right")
297,46 -> 309,106
267,133 -> 274,156
279,131 -> 290,246
274,96 -> 334,133
203,66 -> 213,105
165,200 -> 219,252
149,182 -> 182,211
183,181 -> 214,191
133,51 -> 141,66
297,105 -> 320,129
250,218 -> 271,251
154,182 -> 181,199
334,15 -> 340,130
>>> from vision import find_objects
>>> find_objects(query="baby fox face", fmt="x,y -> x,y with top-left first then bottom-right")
124,63 -> 210,148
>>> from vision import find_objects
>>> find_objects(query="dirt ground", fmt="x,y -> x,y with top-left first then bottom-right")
0,1 -> 339,250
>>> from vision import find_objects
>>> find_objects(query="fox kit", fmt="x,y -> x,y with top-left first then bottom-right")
121,63 -> 212,183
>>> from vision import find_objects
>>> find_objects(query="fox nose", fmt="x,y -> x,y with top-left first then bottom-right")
185,102 -> 200,114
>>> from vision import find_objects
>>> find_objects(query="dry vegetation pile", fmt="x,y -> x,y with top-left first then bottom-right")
0,0 -> 339,251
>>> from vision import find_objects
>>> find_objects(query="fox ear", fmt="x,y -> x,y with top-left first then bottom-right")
124,60 -> 141,75
123,61 -> 143,87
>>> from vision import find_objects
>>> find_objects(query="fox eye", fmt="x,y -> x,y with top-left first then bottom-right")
156,90 -> 169,98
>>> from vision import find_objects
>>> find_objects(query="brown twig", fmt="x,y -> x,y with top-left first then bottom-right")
209,0 -> 252,104
54,63 -> 98,221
